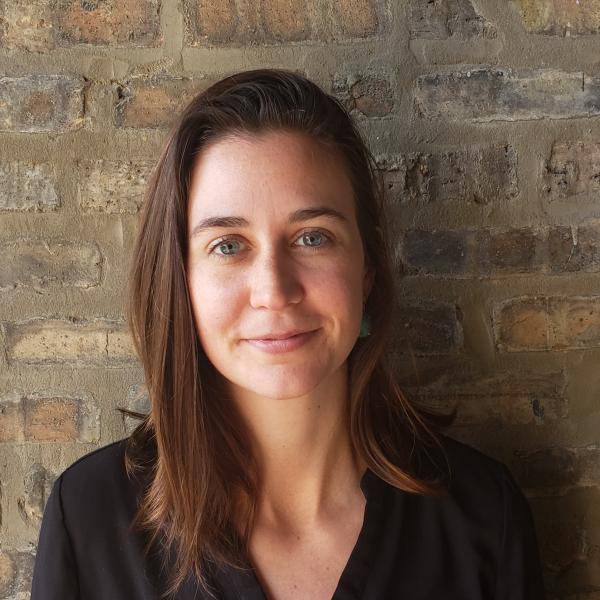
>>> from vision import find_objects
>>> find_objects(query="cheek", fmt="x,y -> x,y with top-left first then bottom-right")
188,269 -> 244,337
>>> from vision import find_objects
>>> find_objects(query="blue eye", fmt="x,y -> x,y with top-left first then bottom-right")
211,239 -> 243,257
298,231 -> 327,248
208,230 -> 331,259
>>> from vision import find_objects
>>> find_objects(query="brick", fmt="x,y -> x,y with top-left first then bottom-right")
331,0 -> 379,38
4,318 -> 136,365
0,0 -> 161,49
77,160 -> 153,213
392,303 -> 463,355
260,0 -> 311,42
0,1 -> 54,51
0,75 -> 85,133
0,391 -> 100,442
400,227 -> 541,276
183,0 -> 381,46
332,72 -> 394,117
514,0 -> 600,36
495,297 -> 600,351
55,0 -> 161,46
415,68 -> 600,122
413,372 -> 568,426
402,229 -> 470,274
122,382 -> 150,434
376,145 -> 518,205
0,544 -> 34,600
0,550 -> 33,598
513,446 -> 600,491
529,495 -> 589,573
549,224 -> 600,273
0,240 -> 102,291
409,0 -> 496,40
0,162 -> 59,211
115,77 -> 203,129
17,463 -> 56,526
0,551 -> 14,598
494,298 -> 551,352
183,0 -> 241,44
542,141 -> 600,200
476,228 -> 541,274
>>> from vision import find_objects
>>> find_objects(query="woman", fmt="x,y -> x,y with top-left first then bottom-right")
31,68 -> 546,599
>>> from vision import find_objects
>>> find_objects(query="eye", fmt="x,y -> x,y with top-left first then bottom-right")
207,229 -> 332,259
209,238 -> 244,257
296,230 -> 330,249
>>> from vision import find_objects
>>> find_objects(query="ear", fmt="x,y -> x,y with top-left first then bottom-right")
363,266 -> 375,303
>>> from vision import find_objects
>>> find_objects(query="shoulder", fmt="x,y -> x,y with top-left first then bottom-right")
408,433 -> 521,527
60,437 -> 130,486
56,437 -> 142,523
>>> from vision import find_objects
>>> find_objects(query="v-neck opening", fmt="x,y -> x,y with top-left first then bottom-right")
216,467 -> 387,600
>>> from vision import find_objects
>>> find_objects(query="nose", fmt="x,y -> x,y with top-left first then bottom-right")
248,249 -> 304,310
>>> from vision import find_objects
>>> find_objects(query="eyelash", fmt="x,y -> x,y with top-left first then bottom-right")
207,229 -> 332,259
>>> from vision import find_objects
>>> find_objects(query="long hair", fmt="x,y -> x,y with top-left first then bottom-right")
121,68 -> 452,599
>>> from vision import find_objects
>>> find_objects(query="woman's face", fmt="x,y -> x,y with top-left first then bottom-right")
186,130 -> 373,402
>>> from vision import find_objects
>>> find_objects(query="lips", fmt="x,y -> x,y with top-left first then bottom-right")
244,329 -> 318,353
247,329 -> 314,341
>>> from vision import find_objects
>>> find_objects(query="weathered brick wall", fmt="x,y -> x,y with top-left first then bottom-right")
0,1 -> 598,598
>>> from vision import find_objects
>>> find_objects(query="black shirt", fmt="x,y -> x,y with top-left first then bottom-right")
30,434 -> 546,599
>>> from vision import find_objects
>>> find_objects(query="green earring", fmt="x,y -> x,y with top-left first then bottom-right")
359,312 -> 371,338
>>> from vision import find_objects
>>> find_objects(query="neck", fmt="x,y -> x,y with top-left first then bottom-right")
228,364 -> 366,532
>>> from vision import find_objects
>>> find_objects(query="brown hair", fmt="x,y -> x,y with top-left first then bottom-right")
121,68 -> 451,599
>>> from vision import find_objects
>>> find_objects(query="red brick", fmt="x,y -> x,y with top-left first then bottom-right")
415,68 -> 600,122
0,75 -> 85,133
115,77 -> 204,129
495,297 -> 600,351
55,0 -> 161,46
0,162 -> 58,211
260,0 -> 311,42
494,298 -> 551,351
0,240 -> 102,291
331,0 -> 379,38
183,0 -> 382,46
0,0 -> 161,49
0,392 -> 100,442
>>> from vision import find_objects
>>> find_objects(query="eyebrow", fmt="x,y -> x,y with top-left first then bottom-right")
189,206 -> 349,238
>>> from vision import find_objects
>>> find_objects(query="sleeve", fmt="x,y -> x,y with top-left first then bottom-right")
494,465 -> 546,600
30,474 -> 80,600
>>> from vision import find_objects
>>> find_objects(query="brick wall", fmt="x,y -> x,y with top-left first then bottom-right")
0,1 -> 599,598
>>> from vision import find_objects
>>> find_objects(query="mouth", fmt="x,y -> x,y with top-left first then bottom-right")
244,329 -> 319,353
247,329 -> 316,341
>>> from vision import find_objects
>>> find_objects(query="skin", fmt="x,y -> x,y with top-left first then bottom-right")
186,130 -> 374,597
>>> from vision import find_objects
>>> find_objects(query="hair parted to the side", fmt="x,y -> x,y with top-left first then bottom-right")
120,67 -> 453,599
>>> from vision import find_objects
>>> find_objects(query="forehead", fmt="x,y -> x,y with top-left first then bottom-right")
187,130 -> 356,221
